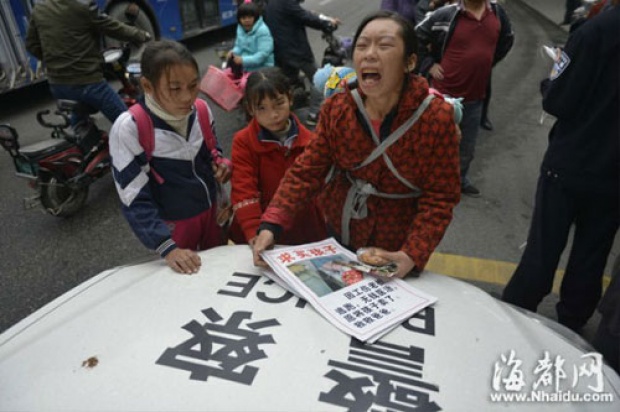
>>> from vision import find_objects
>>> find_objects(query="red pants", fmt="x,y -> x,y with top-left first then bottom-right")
166,208 -> 224,251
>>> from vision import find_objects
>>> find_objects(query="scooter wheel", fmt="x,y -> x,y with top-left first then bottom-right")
40,175 -> 89,217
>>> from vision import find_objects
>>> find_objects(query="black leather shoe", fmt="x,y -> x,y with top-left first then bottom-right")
461,184 -> 481,198
481,117 -> 493,131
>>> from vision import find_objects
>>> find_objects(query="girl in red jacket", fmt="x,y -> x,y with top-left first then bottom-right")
229,67 -> 327,245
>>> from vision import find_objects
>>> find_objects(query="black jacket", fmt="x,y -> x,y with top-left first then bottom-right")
540,5 -> 619,195
415,2 -> 514,75
263,0 -> 333,68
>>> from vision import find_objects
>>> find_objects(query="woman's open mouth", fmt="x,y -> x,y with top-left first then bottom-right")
360,70 -> 381,86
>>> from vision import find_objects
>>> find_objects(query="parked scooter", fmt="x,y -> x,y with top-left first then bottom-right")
0,45 -> 142,217
321,25 -> 352,67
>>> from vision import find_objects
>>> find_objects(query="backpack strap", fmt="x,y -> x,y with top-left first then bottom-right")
128,104 -> 165,184
130,100 -> 232,185
194,99 -> 216,152
195,99 -> 232,170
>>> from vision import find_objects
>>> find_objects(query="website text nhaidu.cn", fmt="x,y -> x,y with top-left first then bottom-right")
490,390 -> 614,403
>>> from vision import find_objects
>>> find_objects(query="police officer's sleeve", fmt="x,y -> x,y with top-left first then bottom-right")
542,28 -> 597,120
284,0 -> 331,31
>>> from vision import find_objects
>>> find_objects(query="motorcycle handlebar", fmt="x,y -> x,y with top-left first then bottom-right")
322,22 -> 338,34
318,12 -> 340,33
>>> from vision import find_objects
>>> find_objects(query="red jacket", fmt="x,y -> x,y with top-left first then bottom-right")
230,115 -> 327,244
262,75 -> 461,270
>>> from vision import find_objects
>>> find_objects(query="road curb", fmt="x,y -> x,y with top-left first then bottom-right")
426,252 -> 612,294
512,0 -> 570,33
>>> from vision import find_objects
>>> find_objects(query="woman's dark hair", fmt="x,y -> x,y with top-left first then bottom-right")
237,1 -> 261,23
243,67 -> 291,111
140,40 -> 199,85
352,10 -> 418,66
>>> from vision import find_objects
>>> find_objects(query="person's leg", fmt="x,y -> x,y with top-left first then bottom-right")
593,256 -> 620,374
458,100 -> 483,192
168,213 -> 203,251
48,83 -> 93,126
563,0 -> 580,24
502,173 -> 575,312
79,81 -> 128,123
50,81 -> 127,125
592,321 -> 620,374
199,207 -> 225,250
556,191 -> 620,330
279,62 -> 312,117
298,59 -> 324,121
480,76 -> 493,130
279,63 -> 301,87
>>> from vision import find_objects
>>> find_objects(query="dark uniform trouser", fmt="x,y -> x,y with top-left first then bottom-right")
593,257 -> 620,374
502,170 -> 619,330
279,59 -> 323,114
564,0 -> 581,23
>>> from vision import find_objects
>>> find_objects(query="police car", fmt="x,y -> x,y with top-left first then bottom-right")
0,245 -> 618,411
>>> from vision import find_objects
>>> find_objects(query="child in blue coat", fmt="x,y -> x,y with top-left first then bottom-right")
227,0 -> 274,75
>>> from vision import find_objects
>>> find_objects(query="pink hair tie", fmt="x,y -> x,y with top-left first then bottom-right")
243,0 -> 252,3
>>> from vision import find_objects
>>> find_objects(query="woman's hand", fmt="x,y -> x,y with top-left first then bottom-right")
165,248 -> 202,274
233,55 -> 243,65
370,249 -> 416,279
252,230 -> 275,268
429,63 -> 444,81
213,162 -> 231,183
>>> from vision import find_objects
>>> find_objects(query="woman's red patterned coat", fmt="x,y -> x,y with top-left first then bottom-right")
261,75 -> 461,270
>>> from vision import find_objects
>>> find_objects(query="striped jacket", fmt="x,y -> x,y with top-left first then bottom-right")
110,100 -> 222,257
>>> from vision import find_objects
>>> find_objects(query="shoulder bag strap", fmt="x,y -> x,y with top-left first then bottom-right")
351,89 -> 434,192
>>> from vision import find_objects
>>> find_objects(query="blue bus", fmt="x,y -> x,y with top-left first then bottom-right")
0,0 -> 239,95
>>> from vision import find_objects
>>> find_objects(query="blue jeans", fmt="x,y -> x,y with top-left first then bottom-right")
49,81 -> 127,125
459,100 -> 483,188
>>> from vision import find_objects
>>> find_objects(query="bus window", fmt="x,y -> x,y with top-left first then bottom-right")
201,0 -> 220,28
179,0 -> 202,33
